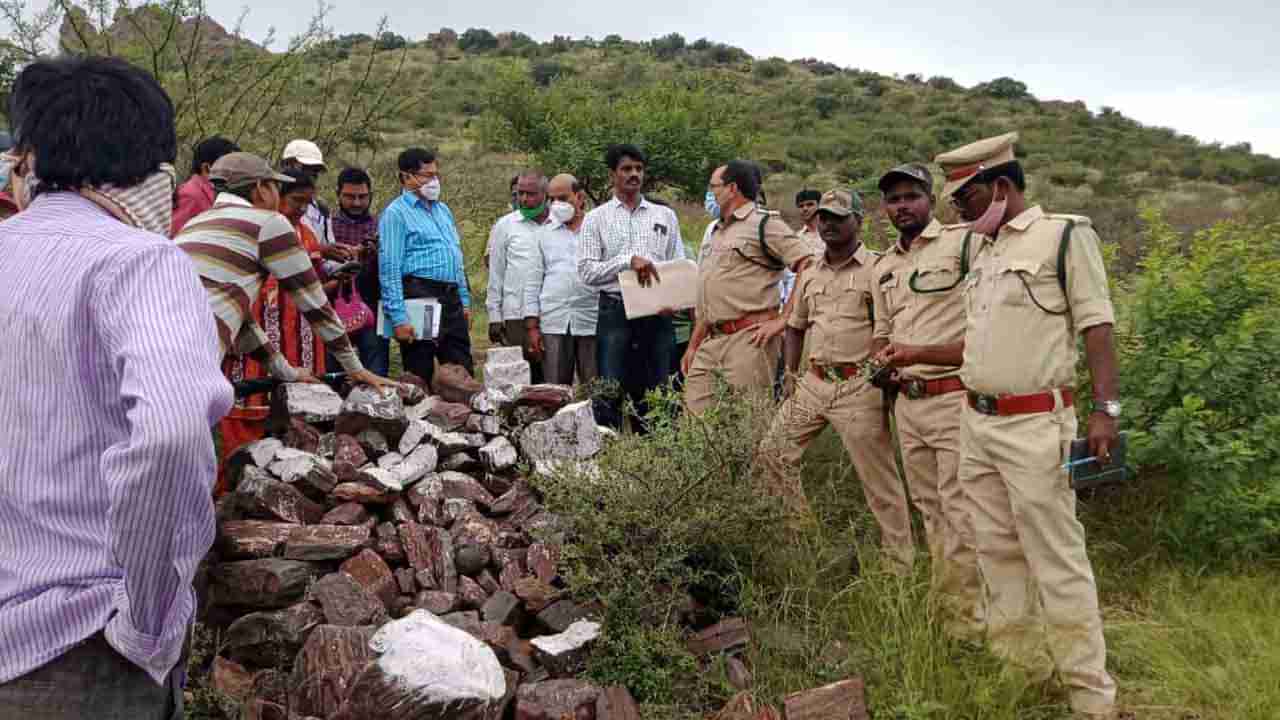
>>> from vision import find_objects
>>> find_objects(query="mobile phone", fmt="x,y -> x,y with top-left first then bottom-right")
333,261 -> 363,276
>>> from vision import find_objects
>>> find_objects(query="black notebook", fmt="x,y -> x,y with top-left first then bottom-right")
1067,432 -> 1129,490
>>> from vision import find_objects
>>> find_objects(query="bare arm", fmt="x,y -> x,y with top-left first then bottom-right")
1083,323 -> 1119,460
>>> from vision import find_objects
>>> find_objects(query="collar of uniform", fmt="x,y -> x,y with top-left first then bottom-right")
819,242 -> 867,270
892,218 -> 943,254
718,200 -> 757,229
1003,205 -> 1044,233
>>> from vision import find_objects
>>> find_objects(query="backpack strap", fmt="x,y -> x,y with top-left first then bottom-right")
756,213 -> 785,270
1057,219 -> 1075,293
959,230 -> 972,277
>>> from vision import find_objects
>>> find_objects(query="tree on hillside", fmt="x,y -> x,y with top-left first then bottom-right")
1,0 -> 412,168
975,76 -> 1032,100
649,32 -> 685,60
458,27 -> 498,52
480,65 -> 753,202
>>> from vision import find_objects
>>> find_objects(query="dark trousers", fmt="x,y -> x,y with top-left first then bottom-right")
0,633 -> 181,720
397,276 -> 474,386
594,292 -> 674,430
328,326 -> 390,378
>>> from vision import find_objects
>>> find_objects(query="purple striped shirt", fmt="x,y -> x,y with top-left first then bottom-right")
0,193 -> 233,685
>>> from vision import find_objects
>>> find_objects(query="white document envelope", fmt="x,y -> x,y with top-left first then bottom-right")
617,259 -> 699,320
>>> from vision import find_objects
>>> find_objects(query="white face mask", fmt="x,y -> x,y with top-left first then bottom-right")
419,177 -> 441,202
550,200 -> 575,224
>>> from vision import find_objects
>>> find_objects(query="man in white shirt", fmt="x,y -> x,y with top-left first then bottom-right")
577,144 -> 686,430
488,170 -> 549,383
524,173 -> 599,386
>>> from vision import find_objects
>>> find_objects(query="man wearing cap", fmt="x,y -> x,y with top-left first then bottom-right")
761,189 -> 913,571
176,151 -> 389,390
869,162 -> 984,640
683,160 -> 812,413
938,131 -> 1120,718
282,138 -> 349,261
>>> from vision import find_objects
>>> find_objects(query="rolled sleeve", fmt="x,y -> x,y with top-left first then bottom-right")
96,245 -> 231,683
788,276 -> 812,330
1066,223 -> 1115,333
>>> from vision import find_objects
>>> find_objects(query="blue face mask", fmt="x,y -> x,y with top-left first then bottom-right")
704,190 -> 720,220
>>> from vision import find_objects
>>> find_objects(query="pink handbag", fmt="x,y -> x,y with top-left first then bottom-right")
333,280 -> 374,333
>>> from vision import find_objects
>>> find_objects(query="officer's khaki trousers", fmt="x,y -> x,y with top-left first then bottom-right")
896,390 -> 985,640
685,330 -> 780,415
959,402 -> 1116,715
763,372 -> 913,572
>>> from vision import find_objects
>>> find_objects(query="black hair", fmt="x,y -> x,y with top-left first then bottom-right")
191,136 -> 239,175
281,168 -> 315,195
397,147 -> 437,174
795,189 -> 821,205
971,160 -> 1026,192
721,159 -> 761,203
337,166 -> 372,190
509,175 -> 519,190
605,143 -> 647,170
9,56 -> 176,193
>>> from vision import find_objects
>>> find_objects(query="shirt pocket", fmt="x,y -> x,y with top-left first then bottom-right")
835,284 -> 871,321
910,259 -> 963,294
996,260 -> 1041,307
999,259 -> 1067,312
717,236 -> 750,270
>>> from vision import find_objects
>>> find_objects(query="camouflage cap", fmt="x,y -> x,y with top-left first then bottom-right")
210,151 -> 293,190
816,189 -> 864,218
878,162 -> 934,195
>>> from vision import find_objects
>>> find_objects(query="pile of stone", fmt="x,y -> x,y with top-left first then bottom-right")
203,347 -> 639,720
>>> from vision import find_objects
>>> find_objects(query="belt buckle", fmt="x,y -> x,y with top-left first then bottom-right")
974,393 -> 996,415
904,380 -> 925,400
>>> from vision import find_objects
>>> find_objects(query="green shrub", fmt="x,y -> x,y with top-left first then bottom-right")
753,57 -> 788,80
1121,207 -> 1280,562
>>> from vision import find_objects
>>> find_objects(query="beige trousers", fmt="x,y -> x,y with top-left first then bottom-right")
896,390 -> 986,640
685,330 -> 780,415
959,401 -> 1116,714
762,372 -> 914,572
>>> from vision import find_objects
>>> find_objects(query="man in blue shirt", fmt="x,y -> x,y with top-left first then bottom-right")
378,147 -> 474,384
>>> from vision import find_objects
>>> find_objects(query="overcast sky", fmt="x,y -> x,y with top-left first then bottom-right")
39,0 -> 1280,156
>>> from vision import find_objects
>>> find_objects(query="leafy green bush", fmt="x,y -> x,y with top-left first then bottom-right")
753,57 -> 788,80
458,27 -> 498,52
533,385 -> 783,708
1121,207 -> 1280,562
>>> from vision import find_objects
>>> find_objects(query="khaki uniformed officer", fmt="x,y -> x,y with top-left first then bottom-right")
941,132 -> 1121,718
869,162 -> 985,640
762,189 -> 914,572
683,160 -> 812,413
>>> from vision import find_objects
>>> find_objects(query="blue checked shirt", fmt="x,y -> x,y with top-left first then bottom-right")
378,189 -> 470,327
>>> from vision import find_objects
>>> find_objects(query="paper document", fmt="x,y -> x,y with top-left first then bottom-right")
618,259 -> 699,320
377,298 -> 441,340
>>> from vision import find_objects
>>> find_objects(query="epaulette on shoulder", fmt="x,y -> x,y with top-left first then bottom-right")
1044,212 -> 1093,227
939,222 -> 971,233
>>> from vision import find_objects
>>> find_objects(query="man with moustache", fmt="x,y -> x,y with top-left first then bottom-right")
578,144 -> 686,430
761,189 -> 913,572
869,162 -> 984,640
939,132 -> 1121,719
489,170 -> 551,382
523,173 -> 599,386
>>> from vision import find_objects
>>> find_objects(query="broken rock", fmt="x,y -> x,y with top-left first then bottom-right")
289,624 -> 377,718
236,467 -> 324,525
344,610 -> 507,720
340,549 -> 398,607
224,601 -> 324,668
309,572 -> 386,627
284,525 -> 370,562
272,382 -> 343,424
520,401 -> 601,463
433,363 -> 485,405
781,677 -> 868,720
687,617 -> 750,656
515,679 -> 601,720
336,385 -> 407,442
210,559 -> 321,608
531,620 -> 600,677
217,520 -> 295,560
480,436 -> 518,472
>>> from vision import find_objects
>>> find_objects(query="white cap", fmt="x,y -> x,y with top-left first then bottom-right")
282,139 -> 325,169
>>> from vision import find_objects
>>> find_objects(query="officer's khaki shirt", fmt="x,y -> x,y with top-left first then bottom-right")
789,243 -> 881,366
870,219 -> 976,381
797,225 -> 824,254
698,202 -> 813,325
960,205 -> 1115,396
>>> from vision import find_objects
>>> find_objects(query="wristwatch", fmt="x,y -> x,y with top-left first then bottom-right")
1096,399 -> 1122,419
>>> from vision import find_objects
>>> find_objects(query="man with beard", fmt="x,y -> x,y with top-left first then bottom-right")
869,162 -> 984,641
489,170 -> 550,382
329,166 -> 388,375
761,189 -> 913,572
939,132 -> 1120,719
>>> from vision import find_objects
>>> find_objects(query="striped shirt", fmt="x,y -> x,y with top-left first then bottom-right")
176,193 -> 362,379
0,192 -> 233,685
577,195 -> 686,294
378,190 -> 470,328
